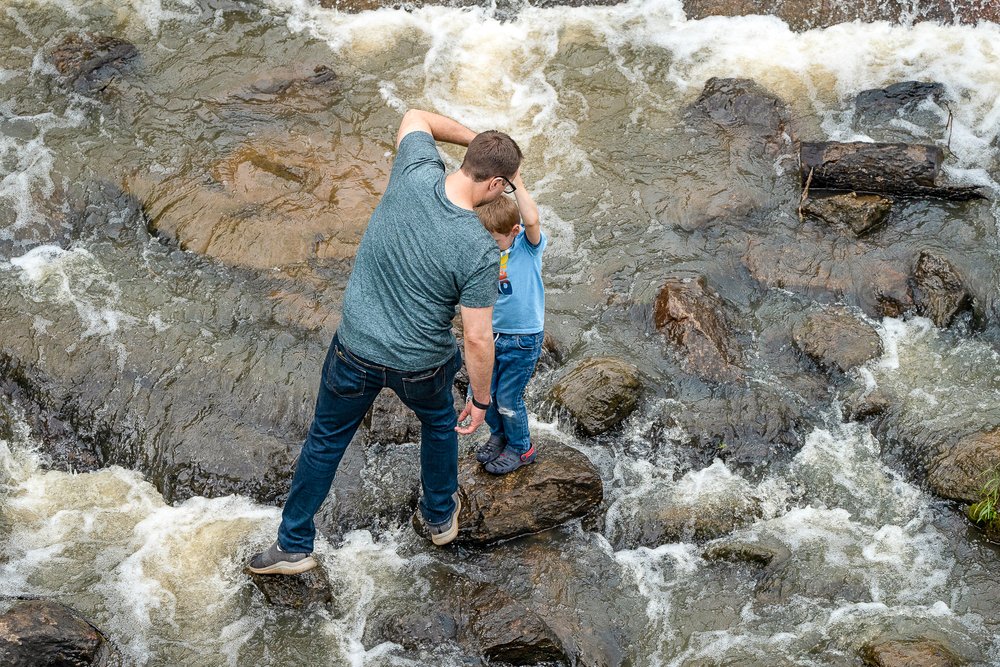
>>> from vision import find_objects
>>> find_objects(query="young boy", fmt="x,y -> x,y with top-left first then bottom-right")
473,172 -> 546,474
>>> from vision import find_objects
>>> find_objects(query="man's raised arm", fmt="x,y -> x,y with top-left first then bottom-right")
396,109 -> 477,149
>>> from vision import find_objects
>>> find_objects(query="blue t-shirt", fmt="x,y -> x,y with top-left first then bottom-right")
339,132 -> 500,371
493,229 -> 546,334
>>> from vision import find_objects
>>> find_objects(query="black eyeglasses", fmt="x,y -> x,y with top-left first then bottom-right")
499,176 -> 517,194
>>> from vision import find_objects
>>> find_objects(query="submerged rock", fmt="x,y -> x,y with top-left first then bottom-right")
246,566 -> 335,609
909,251 -> 972,327
802,192 -> 892,237
412,437 -> 602,545
549,357 -> 641,436
792,308 -> 883,373
926,428 -> 1000,504
653,276 -> 744,381
47,32 -> 138,93
860,638 -> 963,667
614,489 -> 762,547
0,600 -> 117,667
690,77 -> 792,154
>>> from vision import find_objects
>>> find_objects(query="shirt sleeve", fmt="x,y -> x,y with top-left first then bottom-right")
523,230 -> 547,255
460,246 -> 501,308
389,131 -> 445,187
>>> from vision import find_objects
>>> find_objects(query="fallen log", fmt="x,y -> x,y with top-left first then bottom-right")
799,141 -> 986,200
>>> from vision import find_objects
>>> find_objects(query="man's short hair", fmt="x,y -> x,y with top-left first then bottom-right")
475,194 -> 520,235
461,130 -> 522,182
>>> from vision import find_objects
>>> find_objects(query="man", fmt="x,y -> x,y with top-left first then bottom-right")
248,110 -> 522,574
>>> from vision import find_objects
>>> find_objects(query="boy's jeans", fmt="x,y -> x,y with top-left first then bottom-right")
278,332 -> 462,553
485,332 -> 544,454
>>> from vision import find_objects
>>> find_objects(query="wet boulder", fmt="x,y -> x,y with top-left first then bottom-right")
246,566 -> 335,609
363,391 -> 421,445
47,32 -> 139,93
792,308 -> 883,374
689,77 -> 792,154
860,638 -> 962,667
126,131 -> 386,270
365,577 -> 568,666
926,428 -> 1000,504
853,81 -> 950,143
653,277 -> 744,382
909,251 -> 972,327
0,600 -> 117,667
549,357 -> 642,436
537,331 -> 566,371
664,383 -> 808,469
802,192 -> 892,236
413,437 -> 603,545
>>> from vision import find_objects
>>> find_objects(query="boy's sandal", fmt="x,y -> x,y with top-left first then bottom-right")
484,445 -> 536,475
476,435 -> 506,463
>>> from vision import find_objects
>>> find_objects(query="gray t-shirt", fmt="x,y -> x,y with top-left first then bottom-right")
338,131 -> 499,371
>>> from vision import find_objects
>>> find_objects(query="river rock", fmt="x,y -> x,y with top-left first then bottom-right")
365,577 -> 568,665
909,251 -> 972,327
615,491 -> 762,547
0,600 -> 114,667
689,77 -> 793,155
246,566 -> 335,609
853,81 -> 949,143
665,384 -> 808,469
363,391 -> 421,445
412,437 -> 603,544
682,0 -> 1000,30
792,308 -> 883,373
926,428 -> 1000,503
802,192 -> 892,236
537,331 -> 566,371
654,277 -> 744,382
549,357 -> 641,436
126,131 -> 386,270
860,638 -> 962,667
47,32 -> 138,93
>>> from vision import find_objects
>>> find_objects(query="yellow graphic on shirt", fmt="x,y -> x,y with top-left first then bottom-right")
498,248 -> 512,295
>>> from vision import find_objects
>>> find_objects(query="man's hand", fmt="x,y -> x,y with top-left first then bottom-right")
456,399 -> 487,435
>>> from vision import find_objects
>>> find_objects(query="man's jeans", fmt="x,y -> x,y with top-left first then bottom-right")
485,332 -> 544,454
278,333 -> 462,553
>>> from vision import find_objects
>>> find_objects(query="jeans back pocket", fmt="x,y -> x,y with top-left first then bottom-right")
326,347 -> 367,398
401,365 -> 446,402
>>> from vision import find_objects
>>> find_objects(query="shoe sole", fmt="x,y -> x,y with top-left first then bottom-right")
430,495 -> 461,546
246,555 -> 318,576
484,457 -> 536,475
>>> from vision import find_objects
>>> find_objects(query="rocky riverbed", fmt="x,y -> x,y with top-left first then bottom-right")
2,0 -> 1000,665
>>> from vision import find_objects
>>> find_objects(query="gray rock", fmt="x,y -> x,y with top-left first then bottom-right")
803,192 -> 892,236
47,33 -> 139,93
690,77 -> 792,153
614,493 -> 762,547
910,251 -> 972,327
363,391 -> 421,445
549,358 -> 641,436
854,81 -> 950,143
792,308 -> 883,373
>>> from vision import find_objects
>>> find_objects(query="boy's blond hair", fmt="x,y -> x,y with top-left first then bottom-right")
475,194 -> 520,235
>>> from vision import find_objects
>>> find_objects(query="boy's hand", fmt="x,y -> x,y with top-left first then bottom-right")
456,399 -> 487,435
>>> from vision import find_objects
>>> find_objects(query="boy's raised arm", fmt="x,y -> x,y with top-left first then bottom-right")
396,109 -> 477,149
511,171 -> 541,246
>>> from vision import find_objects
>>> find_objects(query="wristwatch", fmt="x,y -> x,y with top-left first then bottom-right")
471,395 -> 490,410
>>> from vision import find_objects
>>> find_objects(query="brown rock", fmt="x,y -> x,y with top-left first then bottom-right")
615,492 -> 762,547
910,251 -> 971,327
860,639 -> 962,667
654,277 -> 744,381
126,132 -> 386,270
803,192 -> 892,236
691,77 -> 792,153
464,582 -> 567,665
549,357 -> 642,436
0,600 -> 110,667
792,308 -> 883,373
413,437 -> 603,545
926,429 -> 1000,503
47,32 -> 138,92
246,565 -> 335,609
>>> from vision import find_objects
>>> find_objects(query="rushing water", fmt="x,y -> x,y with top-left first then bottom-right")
2,0 -> 1000,665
